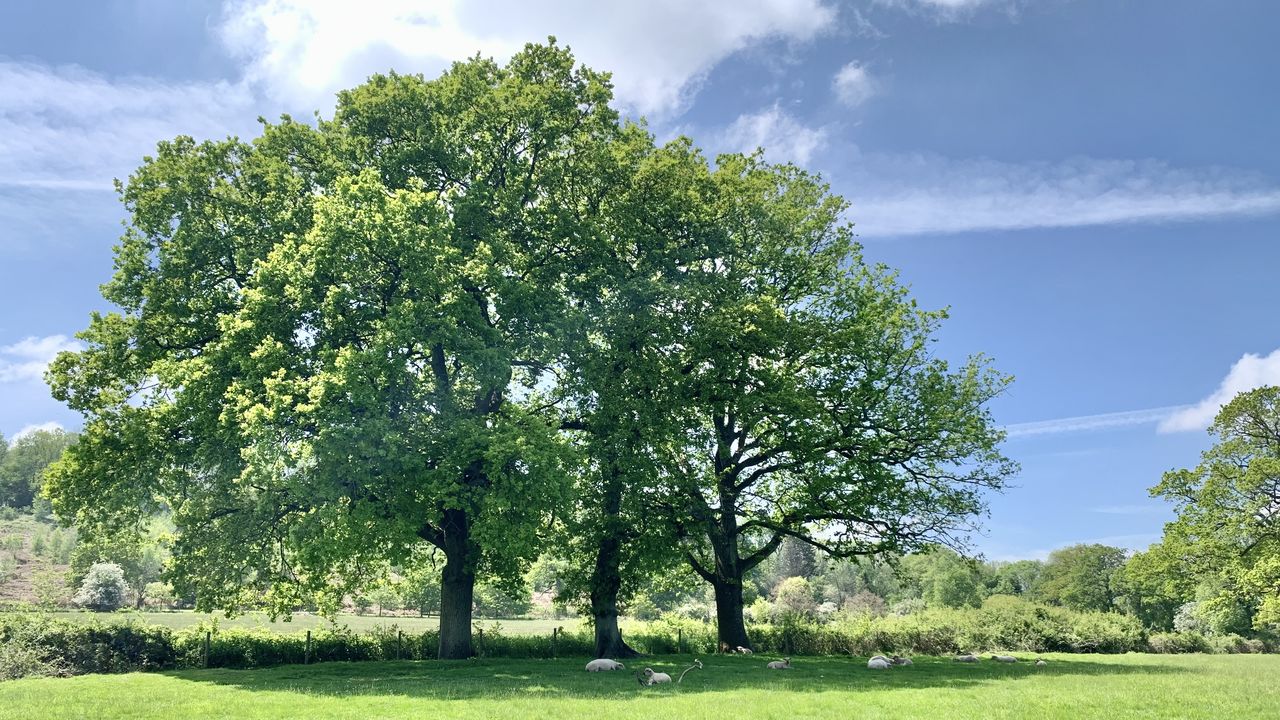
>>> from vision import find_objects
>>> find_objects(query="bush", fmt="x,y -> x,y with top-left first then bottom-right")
73,563 -> 129,612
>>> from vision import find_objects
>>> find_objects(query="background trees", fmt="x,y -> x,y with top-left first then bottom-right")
0,429 -> 76,510
1151,386 -> 1280,630
1036,544 -> 1127,613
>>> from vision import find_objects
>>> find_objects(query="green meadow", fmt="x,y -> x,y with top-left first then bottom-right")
2,653 -> 1276,720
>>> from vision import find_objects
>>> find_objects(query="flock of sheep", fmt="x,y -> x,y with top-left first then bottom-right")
585,652 -> 1049,686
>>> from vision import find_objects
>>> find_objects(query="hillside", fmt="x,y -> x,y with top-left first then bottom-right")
0,512 -> 75,606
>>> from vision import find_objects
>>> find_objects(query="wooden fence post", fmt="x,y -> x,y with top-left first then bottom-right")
678,628 -> 683,654
203,631 -> 211,669
305,630 -> 312,665
397,630 -> 403,661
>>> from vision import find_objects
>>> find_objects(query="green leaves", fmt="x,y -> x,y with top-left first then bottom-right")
1151,386 -> 1280,630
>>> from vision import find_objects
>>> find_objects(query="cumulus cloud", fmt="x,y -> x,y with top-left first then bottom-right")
12,421 -> 65,441
0,335 -> 82,384
836,154 -> 1280,237
1158,349 -> 1280,432
717,104 -> 830,165
833,62 -> 877,107
219,0 -> 837,118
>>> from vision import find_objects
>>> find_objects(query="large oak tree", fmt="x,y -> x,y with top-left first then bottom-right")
654,154 -> 1016,649
47,42 -> 621,659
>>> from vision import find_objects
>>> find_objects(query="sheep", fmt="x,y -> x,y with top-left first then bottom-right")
890,656 -> 913,666
640,668 -> 672,685
867,656 -> 892,670
766,657 -> 791,670
991,654 -> 1018,663
586,658 -> 625,672
954,654 -> 980,663
736,646 -> 753,654
1035,659 -> 1048,666
639,659 -> 703,686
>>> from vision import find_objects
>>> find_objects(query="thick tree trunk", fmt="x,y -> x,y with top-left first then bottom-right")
713,577 -> 751,650
590,539 -> 640,658
590,470 -> 640,659
438,508 -> 475,659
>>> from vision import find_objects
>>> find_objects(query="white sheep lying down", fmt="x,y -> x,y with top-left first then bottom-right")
867,656 -> 892,670
586,658 -> 625,672
991,654 -> 1018,663
954,654 -> 980,663
641,668 -> 672,684
766,658 -> 791,669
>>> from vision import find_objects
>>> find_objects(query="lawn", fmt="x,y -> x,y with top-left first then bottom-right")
1,653 -> 1276,719
32,610 -> 595,636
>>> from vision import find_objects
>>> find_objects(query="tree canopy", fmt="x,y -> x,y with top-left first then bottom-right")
45,40 -> 1015,658
1152,386 -> 1280,630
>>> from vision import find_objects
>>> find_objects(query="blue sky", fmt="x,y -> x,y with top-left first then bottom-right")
2,0 -> 1278,561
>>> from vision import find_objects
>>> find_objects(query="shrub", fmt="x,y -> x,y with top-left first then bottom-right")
73,563 -> 129,612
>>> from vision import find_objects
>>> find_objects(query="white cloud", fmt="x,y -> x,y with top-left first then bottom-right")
718,104 -> 829,165
833,62 -> 877,107
835,155 -> 1280,237
1004,405 -> 1188,438
12,421 -> 64,441
873,0 -> 1020,21
1158,349 -> 1280,433
0,62 -> 256,190
219,0 -> 837,118
0,335 -> 82,384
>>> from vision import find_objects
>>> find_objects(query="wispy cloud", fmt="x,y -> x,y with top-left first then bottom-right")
717,104 -> 830,165
1158,348 -> 1280,433
220,0 -> 837,118
872,0 -> 1024,22
0,335 -> 82,384
1004,405 -> 1189,438
835,154 -> 1280,237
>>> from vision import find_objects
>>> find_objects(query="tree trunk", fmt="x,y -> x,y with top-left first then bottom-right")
438,507 -> 475,659
590,470 -> 640,658
590,540 -> 639,658
713,577 -> 751,650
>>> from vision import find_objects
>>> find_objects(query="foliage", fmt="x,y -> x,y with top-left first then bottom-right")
1151,386 -> 1280,630
0,429 -> 77,510
44,41 -> 627,659
72,563 -> 129,612
1036,544 -> 1127,613
900,548 -> 986,609
772,577 -> 818,620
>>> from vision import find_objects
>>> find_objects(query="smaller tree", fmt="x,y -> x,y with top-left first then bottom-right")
1036,544 -> 1127,612
73,562 -> 129,611
772,576 -> 817,620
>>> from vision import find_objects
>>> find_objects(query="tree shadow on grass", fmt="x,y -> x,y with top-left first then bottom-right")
163,654 -> 1190,701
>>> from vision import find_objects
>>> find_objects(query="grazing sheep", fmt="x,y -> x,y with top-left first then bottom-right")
954,654 -> 980,663
890,656 -> 913,666
867,656 -> 892,670
766,658 -> 791,670
736,646 -> 753,654
1035,659 -> 1048,666
586,658 -> 625,672
991,654 -> 1018,663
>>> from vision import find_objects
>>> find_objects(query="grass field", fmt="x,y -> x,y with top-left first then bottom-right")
1,653 -> 1276,719
31,610 -> 599,636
